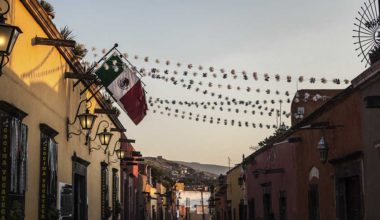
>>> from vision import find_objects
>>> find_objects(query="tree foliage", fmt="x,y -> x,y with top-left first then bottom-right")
256,124 -> 288,148
39,1 -> 55,19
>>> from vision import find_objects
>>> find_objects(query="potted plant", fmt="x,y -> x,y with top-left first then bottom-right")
73,44 -> 88,60
39,0 -> 55,19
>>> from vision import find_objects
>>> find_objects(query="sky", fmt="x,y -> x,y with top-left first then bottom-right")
50,0 -> 365,166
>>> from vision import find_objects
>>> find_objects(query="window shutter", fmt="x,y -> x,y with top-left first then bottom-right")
10,118 -> 20,193
20,124 -> 28,193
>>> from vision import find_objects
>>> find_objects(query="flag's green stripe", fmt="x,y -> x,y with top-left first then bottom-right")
95,55 -> 124,87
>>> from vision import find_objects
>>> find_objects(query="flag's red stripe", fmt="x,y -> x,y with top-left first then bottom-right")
120,80 -> 147,125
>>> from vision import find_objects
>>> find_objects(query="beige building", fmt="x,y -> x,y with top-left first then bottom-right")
226,164 -> 246,220
0,0 -> 126,219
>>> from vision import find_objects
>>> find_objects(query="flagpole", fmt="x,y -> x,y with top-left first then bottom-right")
74,43 -> 119,88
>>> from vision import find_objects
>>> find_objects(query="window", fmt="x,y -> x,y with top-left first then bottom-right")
297,107 -> 305,115
112,168 -> 120,220
334,159 -> 363,220
279,191 -> 286,220
0,101 -> 28,220
39,123 -> 59,219
101,162 -> 110,220
261,183 -> 272,220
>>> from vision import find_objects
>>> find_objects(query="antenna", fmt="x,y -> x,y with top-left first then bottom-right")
279,102 -> 282,127
228,157 -> 230,170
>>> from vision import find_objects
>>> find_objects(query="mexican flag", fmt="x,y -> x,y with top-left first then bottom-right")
96,55 -> 147,125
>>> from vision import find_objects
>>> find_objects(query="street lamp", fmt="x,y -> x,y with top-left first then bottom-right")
317,136 -> 328,164
78,108 -> 97,130
86,120 -> 114,153
115,148 -> 125,160
98,128 -> 113,146
107,139 -> 127,163
0,0 -> 22,75
67,100 -> 97,140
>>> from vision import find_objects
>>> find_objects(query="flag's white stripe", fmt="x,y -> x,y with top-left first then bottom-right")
107,67 -> 139,100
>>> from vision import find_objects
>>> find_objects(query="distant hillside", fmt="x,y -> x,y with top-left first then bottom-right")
174,161 -> 229,175
143,157 -> 222,187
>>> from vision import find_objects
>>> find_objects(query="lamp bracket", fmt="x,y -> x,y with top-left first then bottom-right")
0,55 -> 9,76
94,108 -> 118,115
118,138 -> 128,143
32,36 -> 76,48
80,79 -> 102,96
85,85 -> 104,102
67,99 -> 88,126
64,72 -> 96,80
88,144 -> 106,154
87,120 -> 110,143
126,139 -> 135,143
111,128 -> 127,132
66,118 -> 83,141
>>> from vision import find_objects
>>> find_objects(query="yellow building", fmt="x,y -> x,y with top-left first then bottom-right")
174,182 -> 185,191
0,0 -> 126,219
226,164 -> 246,220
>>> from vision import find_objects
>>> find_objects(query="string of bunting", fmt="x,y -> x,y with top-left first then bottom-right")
144,70 -> 293,98
94,62 -> 293,96
148,102 -> 287,129
87,48 -> 351,85
139,65 -> 350,85
142,68 -> 292,96
142,71 -> 331,112
148,96 -> 291,117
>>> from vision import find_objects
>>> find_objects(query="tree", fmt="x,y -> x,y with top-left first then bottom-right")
253,124 -> 288,149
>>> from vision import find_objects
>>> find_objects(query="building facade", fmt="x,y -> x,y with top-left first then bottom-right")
1,0 -> 128,219
226,164 -> 246,220
242,67 -> 380,220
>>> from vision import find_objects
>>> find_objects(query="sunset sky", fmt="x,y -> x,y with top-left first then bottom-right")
50,0 -> 364,166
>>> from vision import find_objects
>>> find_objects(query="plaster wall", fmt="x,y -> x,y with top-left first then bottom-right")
295,91 -> 363,220
246,142 -> 297,220
0,1 -> 122,219
226,165 -> 244,220
359,76 -> 380,220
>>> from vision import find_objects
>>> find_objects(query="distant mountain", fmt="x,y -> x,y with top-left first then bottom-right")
143,156 -> 220,187
174,161 -> 229,175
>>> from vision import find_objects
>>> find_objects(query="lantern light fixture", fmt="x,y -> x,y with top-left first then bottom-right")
115,148 -> 125,160
0,0 -> 22,76
98,128 -> 113,146
109,138 -> 127,158
86,120 -> 114,153
67,100 -> 97,140
317,136 -> 329,164
78,108 -> 97,130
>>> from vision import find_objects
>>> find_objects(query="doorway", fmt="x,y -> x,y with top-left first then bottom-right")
308,184 -> 320,220
334,158 -> 363,220
263,193 -> 272,220
337,176 -> 363,220
74,174 -> 86,220
72,154 -> 90,220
